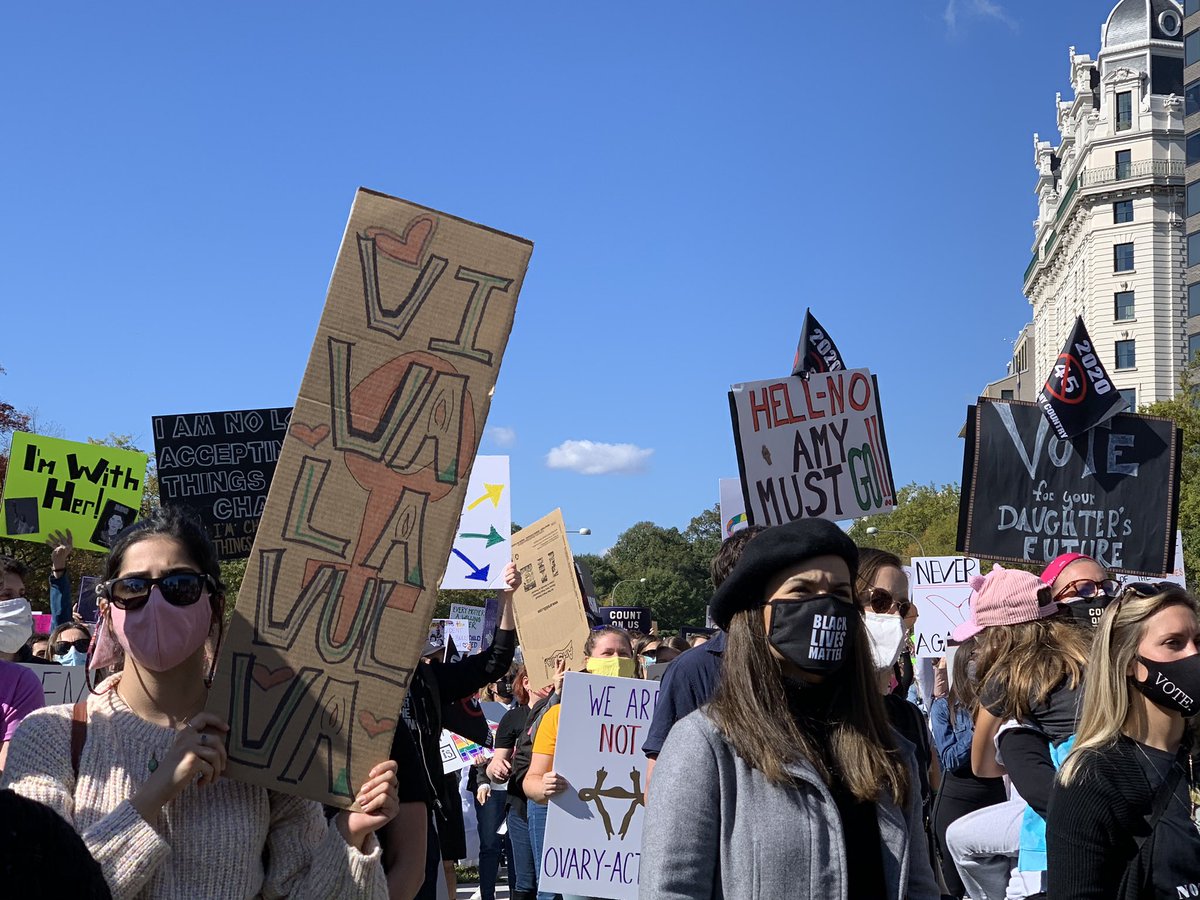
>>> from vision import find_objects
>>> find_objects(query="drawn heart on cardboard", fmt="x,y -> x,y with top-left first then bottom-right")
290,423 -> 330,449
252,663 -> 295,691
358,710 -> 397,738
366,216 -> 434,266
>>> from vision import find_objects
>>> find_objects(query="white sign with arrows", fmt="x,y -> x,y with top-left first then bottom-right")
441,455 -> 512,590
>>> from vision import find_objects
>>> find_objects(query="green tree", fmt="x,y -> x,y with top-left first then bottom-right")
846,483 -> 962,562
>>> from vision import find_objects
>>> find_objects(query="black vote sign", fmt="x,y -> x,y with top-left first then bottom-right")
153,408 -> 291,559
603,606 -> 654,634
957,399 -> 1180,576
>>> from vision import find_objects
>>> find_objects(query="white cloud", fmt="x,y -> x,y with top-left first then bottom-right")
944,0 -> 1016,34
545,440 -> 653,475
485,425 -> 516,447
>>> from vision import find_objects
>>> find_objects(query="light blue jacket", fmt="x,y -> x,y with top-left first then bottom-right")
640,709 -> 940,900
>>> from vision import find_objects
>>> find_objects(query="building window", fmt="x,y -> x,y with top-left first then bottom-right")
1191,332 -> 1200,360
1190,182 -> 1200,218
1115,149 -> 1132,180
1190,232 -> 1200,267
1191,133 -> 1200,165
1188,0 -> 1200,17
1120,388 -> 1137,410
1115,339 -> 1136,369
1000,389 -> 1015,400
1189,82 -> 1200,118
1114,242 -> 1135,271
1191,283 -> 1200,317
1115,290 -> 1135,320
1114,199 -> 1134,223
1189,30 -> 1200,67
1116,91 -> 1133,131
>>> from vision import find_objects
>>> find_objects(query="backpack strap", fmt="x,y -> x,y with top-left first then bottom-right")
70,699 -> 88,779
1135,747 -> 1186,851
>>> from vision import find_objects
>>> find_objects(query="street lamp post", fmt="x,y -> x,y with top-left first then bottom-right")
565,528 -> 592,535
864,526 -> 927,559
609,577 -> 647,605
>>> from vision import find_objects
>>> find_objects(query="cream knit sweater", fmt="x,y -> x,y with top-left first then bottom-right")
0,676 -> 387,899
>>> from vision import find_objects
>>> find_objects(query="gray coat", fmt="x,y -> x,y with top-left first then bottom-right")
639,709 -> 940,900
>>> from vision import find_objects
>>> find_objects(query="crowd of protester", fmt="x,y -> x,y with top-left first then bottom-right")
0,511 -> 1198,899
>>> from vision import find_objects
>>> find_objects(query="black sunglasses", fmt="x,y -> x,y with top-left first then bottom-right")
1119,581 -> 1177,600
100,572 -> 215,611
52,637 -> 90,656
1052,578 -> 1121,602
864,587 -> 912,618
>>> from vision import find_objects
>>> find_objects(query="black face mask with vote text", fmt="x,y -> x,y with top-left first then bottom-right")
766,595 -> 857,675
1132,653 -> 1200,718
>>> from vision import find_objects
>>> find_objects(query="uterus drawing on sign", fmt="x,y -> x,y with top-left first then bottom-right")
576,767 -> 645,840
922,591 -> 969,628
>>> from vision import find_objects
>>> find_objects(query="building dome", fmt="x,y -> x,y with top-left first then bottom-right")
1102,0 -> 1183,48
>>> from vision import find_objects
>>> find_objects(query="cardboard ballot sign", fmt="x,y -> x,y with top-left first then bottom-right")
910,557 -> 980,658
729,368 -> 895,526
540,672 -> 659,900
958,399 -> 1180,576
206,189 -> 531,809
21,664 -> 89,705
153,407 -> 291,560
510,509 -> 590,693
602,607 -> 653,634
449,603 -> 486,653
442,455 -> 511,590
718,477 -> 748,539
0,433 -> 147,552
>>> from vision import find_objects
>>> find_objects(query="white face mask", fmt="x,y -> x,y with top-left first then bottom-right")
0,597 -> 34,654
864,611 -> 906,672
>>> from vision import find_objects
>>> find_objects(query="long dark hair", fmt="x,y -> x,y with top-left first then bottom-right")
93,507 -> 226,685
707,604 -> 909,805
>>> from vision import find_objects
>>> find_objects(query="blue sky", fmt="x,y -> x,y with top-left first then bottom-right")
0,0 -> 1122,553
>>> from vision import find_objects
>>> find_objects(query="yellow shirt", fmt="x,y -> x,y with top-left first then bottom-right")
531,703 -> 562,757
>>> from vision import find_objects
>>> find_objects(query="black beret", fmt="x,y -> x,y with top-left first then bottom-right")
709,519 -> 859,629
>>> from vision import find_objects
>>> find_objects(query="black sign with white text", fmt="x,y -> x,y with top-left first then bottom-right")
602,606 -> 654,634
957,399 -> 1180,576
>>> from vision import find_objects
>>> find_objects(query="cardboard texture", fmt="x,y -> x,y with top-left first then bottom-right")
153,407 -> 292,560
909,556 -> 980,658
441,455 -> 511,590
539,672 -> 659,899
957,399 -> 1180,575
0,433 -> 147,552
205,188 -> 531,808
510,509 -> 590,693
728,369 -> 895,526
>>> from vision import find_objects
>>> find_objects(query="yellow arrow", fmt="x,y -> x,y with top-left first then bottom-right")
467,483 -> 505,511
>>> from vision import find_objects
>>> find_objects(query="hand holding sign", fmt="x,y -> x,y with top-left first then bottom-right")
337,760 -> 401,852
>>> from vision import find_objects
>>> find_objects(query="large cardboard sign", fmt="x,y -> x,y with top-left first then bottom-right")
602,607 -> 653,634
20,664 -> 89,705
958,399 -> 1180,576
510,509 -> 590,693
0,434 -> 147,552
718,477 -> 748,539
540,672 -> 659,899
910,556 -> 980,658
728,369 -> 895,525
206,189 -> 531,808
153,407 -> 291,560
441,455 -> 511,590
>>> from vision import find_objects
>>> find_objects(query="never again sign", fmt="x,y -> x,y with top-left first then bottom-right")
958,399 -> 1180,575
728,368 -> 895,525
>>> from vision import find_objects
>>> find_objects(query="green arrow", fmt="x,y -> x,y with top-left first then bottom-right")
460,525 -> 506,548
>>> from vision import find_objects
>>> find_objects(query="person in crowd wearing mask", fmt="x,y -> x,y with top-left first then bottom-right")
524,626 -> 637,900
641,525 -> 765,786
47,621 -> 91,668
0,507 -> 397,898
0,556 -> 43,776
385,563 -> 519,900
642,634 -> 688,670
480,665 -> 533,900
1048,583 -> 1200,898
1043,552 -> 1119,629
46,529 -> 76,630
929,640 -> 1007,899
642,519 -> 940,900
945,565 -> 1088,900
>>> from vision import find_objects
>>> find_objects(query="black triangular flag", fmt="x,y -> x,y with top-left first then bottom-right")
1036,316 -> 1129,439
791,309 -> 845,376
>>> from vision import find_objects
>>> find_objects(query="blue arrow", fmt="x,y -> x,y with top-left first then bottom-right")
452,548 -> 491,582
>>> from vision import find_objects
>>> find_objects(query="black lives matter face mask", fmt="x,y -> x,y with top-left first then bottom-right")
1132,654 -> 1200,718
766,596 -> 857,675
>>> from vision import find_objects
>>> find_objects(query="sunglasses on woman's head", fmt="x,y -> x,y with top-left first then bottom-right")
100,572 -> 214,610
52,637 -> 90,656
1118,581 -> 1176,600
864,587 -> 911,618
1052,578 -> 1121,602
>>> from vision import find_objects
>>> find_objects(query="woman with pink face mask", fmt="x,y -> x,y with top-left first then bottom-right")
0,507 -> 397,899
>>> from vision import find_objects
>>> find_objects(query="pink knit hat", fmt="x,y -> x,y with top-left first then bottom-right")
1039,553 -> 1091,587
950,564 -> 1059,642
